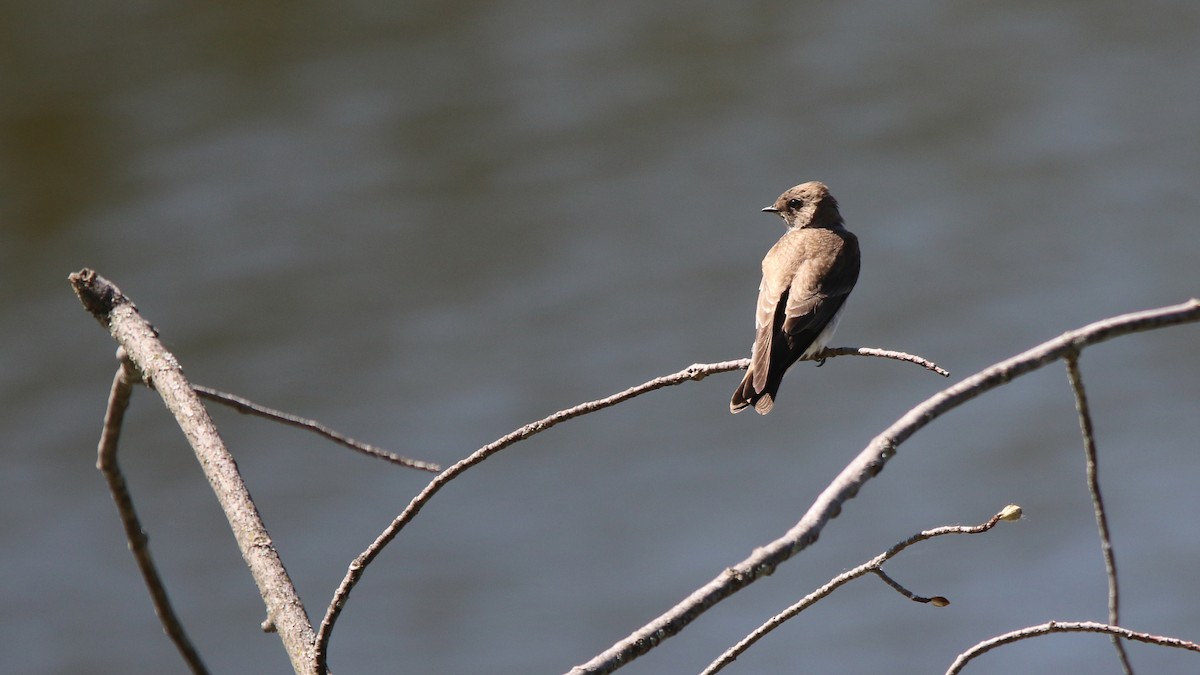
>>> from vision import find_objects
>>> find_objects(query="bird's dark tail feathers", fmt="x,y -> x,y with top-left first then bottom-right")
729,370 -> 783,415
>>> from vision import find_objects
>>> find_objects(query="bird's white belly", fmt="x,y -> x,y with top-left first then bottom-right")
801,302 -> 846,358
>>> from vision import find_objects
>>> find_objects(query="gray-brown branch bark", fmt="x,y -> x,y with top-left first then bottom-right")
70,269 -> 317,675
569,298 -> 1200,674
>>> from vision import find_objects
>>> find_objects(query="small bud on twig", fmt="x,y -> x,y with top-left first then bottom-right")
998,504 -> 1023,522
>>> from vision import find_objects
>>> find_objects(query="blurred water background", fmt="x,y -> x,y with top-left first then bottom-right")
3,1 -> 1199,673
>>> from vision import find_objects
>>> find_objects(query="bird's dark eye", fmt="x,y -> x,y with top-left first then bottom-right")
787,198 -> 803,210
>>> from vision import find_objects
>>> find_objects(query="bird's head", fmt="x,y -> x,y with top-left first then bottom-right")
763,181 -> 842,230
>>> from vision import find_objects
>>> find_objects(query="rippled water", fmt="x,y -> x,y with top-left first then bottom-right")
3,2 -> 1199,673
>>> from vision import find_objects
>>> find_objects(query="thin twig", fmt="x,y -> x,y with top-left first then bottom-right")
570,298 -> 1200,674
946,621 -> 1200,675
816,346 -> 950,377
313,345 -> 945,672
701,505 -> 1021,675
314,345 -> 940,667
70,269 -> 318,675
870,568 -> 948,605
1065,352 -> 1132,674
98,352 -> 209,674
314,359 -> 744,671
193,385 -> 440,472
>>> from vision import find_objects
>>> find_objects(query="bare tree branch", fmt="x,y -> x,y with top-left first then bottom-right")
71,266 -> 1197,674
816,345 -> 949,376
869,567 -> 950,607
946,621 -> 1200,675
702,505 -> 1022,675
314,345 -> 945,672
70,269 -> 318,675
1065,352 -> 1132,673
192,385 -> 439,472
98,352 -> 209,674
313,359 -> 744,672
569,298 -> 1200,674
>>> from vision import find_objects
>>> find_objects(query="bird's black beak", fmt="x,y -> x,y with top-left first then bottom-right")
762,206 -> 780,213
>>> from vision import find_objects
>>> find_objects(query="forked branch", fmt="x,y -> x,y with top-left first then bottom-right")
70,265 -> 1197,675
569,299 -> 1200,674
315,347 -> 948,671
702,505 -> 1023,674
70,269 -> 319,675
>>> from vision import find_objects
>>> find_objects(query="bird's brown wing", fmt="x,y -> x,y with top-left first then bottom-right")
749,266 -> 790,393
732,228 -> 859,414
780,232 -> 859,344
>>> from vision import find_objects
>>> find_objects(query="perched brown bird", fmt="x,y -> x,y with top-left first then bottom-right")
730,181 -> 861,415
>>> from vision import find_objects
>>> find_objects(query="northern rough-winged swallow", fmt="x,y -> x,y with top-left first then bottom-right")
730,181 -> 861,415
